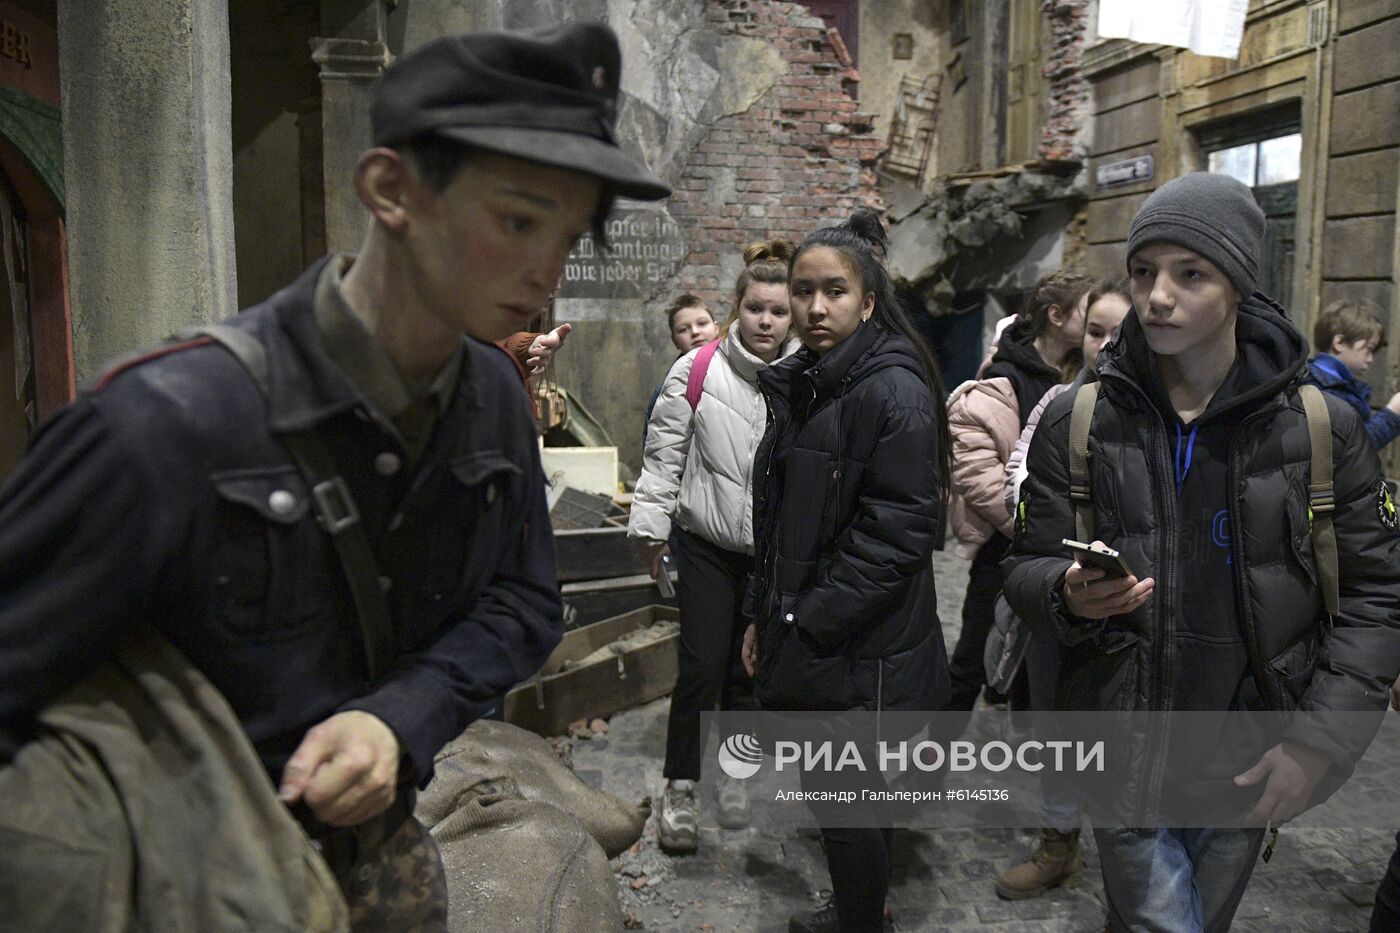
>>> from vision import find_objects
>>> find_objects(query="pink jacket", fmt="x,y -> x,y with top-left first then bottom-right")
1003,382 -> 1071,516
946,376 -> 1021,557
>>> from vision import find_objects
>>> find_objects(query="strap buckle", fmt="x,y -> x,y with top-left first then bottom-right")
1308,484 -> 1336,515
312,476 -> 361,534
1069,482 -> 1092,503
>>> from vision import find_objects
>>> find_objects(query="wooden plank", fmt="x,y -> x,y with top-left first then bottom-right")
1322,215 -> 1398,278
1331,83 -> 1400,154
1339,0 -> 1400,34
1084,242 -> 1128,279
1334,16 -> 1400,93
1091,97 -> 1160,156
1093,57 -> 1160,115
1327,150 -> 1400,218
1086,192 -> 1148,245
1321,279 -> 1396,310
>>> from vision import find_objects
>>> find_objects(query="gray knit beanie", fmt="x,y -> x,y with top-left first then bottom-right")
1126,171 -> 1265,298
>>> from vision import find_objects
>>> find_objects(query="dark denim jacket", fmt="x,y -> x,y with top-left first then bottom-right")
0,259 -> 562,785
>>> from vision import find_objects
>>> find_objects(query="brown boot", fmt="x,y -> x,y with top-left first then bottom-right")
994,828 -> 1083,900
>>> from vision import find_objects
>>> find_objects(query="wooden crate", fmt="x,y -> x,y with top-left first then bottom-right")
561,573 -> 676,630
505,605 -> 680,737
554,526 -> 648,582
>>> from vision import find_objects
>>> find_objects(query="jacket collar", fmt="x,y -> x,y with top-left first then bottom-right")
1308,353 -> 1353,387
806,319 -> 882,396
719,325 -> 800,384
258,258 -> 480,434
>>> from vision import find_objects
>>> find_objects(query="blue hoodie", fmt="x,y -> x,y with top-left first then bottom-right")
1305,353 -> 1400,450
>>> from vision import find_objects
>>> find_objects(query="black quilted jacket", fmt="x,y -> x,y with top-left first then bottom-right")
1004,297 -> 1400,789
748,323 -> 949,713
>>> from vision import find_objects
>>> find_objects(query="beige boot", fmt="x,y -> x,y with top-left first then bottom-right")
994,828 -> 1082,900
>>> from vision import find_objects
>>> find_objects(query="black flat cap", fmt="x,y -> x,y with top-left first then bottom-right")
372,22 -> 670,201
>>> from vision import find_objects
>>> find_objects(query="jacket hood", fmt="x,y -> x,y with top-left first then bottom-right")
982,324 -> 1062,385
1098,293 -> 1307,421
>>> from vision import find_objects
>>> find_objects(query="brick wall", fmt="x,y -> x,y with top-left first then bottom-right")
666,0 -> 884,308
1038,0 -> 1092,162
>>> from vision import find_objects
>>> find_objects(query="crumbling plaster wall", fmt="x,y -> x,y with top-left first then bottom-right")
887,0 -> 1094,307
855,0 -> 941,142
389,0 -> 882,475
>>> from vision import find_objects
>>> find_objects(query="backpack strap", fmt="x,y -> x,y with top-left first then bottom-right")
1068,382 -> 1100,543
1298,384 -> 1339,619
685,339 -> 722,412
182,323 -> 398,681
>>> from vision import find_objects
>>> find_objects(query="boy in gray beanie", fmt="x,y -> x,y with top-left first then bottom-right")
1004,170 -> 1400,931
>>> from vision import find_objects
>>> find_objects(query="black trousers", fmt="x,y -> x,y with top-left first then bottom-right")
946,533 -> 1011,715
1371,831 -> 1400,932
800,748 -> 894,932
663,527 -> 753,781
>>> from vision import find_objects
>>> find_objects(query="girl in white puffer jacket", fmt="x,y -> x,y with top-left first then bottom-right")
629,240 -> 800,853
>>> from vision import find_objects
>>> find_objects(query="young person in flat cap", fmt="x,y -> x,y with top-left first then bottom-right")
0,22 -> 667,928
1004,172 -> 1400,932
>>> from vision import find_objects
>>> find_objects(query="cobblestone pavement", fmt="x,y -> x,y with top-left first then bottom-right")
574,547 -> 1396,931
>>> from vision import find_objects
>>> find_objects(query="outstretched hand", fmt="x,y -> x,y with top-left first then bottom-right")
526,323 -> 573,375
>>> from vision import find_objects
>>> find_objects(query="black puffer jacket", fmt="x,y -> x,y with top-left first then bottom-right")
748,322 -> 949,712
1004,297 -> 1400,778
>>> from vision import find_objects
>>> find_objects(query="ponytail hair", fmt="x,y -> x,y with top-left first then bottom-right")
725,239 -> 796,336
791,209 -> 952,498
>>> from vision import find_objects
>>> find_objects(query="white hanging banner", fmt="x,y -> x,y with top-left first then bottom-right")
1097,0 -> 1249,60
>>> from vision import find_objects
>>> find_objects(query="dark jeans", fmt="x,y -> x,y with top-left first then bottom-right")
946,534 -> 1011,718
1097,827 -> 1263,933
663,527 -> 753,781
800,748 -> 893,931
1371,831 -> 1400,932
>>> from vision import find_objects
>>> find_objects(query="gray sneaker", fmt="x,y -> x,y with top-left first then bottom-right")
659,779 -> 698,854
715,773 -> 752,829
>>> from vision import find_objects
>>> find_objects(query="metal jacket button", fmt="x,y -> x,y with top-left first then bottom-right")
374,452 -> 401,475
268,490 -> 296,515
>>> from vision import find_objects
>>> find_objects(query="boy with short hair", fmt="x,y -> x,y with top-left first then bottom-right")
1004,172 -> 1400,931
0,22 -> 669,927
1306,298 -> 1400,450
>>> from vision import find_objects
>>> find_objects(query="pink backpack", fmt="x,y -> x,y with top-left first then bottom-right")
684,339 -> 721,412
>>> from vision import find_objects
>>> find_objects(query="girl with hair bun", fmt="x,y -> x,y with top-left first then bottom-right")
629,239 -> 800,854
742,209 -> 952,932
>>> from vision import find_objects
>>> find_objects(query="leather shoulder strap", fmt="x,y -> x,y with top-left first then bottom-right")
1068,381 -> 1099,543
189,323 -> 397,681
1298,384 -> 1339,619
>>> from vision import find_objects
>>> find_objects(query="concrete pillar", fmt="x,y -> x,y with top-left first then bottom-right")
313,0 -> 391,256
58,0 -> 237,379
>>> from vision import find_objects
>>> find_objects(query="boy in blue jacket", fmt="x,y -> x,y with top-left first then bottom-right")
1306,299 -> 1400,450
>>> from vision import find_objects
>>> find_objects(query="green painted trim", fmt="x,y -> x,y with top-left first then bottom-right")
0,86 -> 61,208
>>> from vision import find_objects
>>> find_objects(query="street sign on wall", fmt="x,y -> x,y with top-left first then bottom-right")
1096,154 -> 1154,188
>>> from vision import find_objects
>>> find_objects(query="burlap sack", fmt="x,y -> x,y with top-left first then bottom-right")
418,719 -> 649,858
426,777 -> 624,932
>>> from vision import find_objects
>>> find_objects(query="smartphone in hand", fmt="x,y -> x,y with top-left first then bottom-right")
1061,538 -> 1134,579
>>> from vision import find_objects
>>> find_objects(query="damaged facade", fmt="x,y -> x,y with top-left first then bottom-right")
2,0 -> 1394,479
